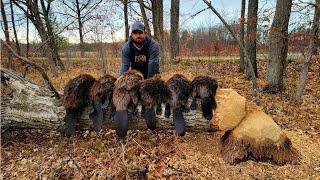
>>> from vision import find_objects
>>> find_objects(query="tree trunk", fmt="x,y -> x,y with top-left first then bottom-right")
13,0 -> 65,73
151,0 -> 165,63
1,0 -> 14,69
138,0 -> 151,33
10,0 -> 21,56
66,47 -> 71,68
202,0 -> 260,105
294,0 -> 319,101
239,0 -> 245,73
26,7 -> 30,58
170,0 -> 180,60
158,0 -> 164,42
40,0 -> 66,71
1,68 -> 211,132
76,0 -> 85,58
124,0 -> 129,41
35,23 -> 59,74
100,41 -> 108,74
264,0 -> 292,94
245,0 -> 258,79
151,0 -> 160,41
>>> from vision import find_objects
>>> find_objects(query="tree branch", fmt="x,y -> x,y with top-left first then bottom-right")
1,41 -> 61,99
202,0 -> 260,105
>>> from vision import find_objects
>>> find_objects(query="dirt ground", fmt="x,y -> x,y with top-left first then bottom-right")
1,57 -> 320,179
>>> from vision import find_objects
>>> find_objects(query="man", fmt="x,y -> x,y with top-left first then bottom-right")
119,21 -> 160,79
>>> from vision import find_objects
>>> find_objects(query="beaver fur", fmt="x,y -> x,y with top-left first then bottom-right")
89,74 -> 117,132
165,74 -> 192,136
190,76 -> 218,120
112,70 -> 144,138
138,75 -> 171,130
63,74 -> 96,137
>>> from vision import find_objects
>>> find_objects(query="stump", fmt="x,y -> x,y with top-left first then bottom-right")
220,103 -> 300,165
210,89 -> 246,131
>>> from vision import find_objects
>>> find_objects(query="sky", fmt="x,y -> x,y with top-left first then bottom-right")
1,0 -> 313,44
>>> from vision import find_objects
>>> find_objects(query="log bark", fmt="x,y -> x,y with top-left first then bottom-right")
1,68 -> 211,132
1,68 -> 64,130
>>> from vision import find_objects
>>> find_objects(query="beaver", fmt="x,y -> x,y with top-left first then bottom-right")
190,76 -> 218,120
63,74 -> 96,137
138,75 -> 171,130
112,70 -> 144,138
89,74 -> 117,132
165,74 -> 192,136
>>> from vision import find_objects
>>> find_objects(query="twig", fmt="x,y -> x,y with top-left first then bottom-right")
181,7 -> 210,24
132,138 -> 153,158
1,41 -> 61,99
68,153 -> 88,179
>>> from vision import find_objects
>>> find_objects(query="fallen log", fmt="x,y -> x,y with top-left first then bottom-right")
0,68 -> 211,132
1,68 -> 300,165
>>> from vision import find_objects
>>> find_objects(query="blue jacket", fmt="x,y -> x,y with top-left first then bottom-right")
119,36 -> 160,78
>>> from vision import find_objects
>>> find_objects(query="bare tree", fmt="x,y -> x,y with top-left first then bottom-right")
2,41 -> 61,99
202,0 -> 260,105
150,0 -> 163,42
245,0 -> 258,79
10,0 -> 21,55
40,0 -> 65,71
1,0 -> 14,69
239,0 -> 245,73
170,0 -> 180,60
123,0 -> 129,41
26,7 -> 30,58
295,0 -> 319,101
264,0 -> 293,93
158,0 -> 163,40
138,0 -> 151,33
14,0 -> 65,74
62,0 -> 103,58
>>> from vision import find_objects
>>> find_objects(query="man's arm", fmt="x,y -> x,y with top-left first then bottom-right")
147,41 -> 160,78
119,44 -> 131,76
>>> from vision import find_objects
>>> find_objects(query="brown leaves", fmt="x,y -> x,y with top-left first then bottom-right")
2,56 -> 320,178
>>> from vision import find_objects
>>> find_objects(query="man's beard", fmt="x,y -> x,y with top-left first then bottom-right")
134,39 -> 145,46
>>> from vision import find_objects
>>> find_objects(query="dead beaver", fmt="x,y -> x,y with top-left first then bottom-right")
165,74 -> 192,136
112,70 -> 144,138
190,76 -> 218,120
63,74 -> 96,137
89,74 -> 117,132
139,75 -> 171,130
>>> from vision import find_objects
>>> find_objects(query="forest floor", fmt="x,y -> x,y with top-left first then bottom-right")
1,55 -> 320,179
